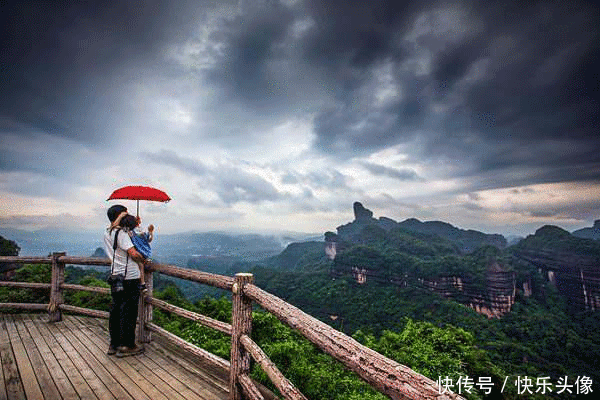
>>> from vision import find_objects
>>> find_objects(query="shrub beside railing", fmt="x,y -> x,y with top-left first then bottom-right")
0,253 -> 462,400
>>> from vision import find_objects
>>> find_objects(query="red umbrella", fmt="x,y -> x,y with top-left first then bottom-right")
107,185 -> 171,217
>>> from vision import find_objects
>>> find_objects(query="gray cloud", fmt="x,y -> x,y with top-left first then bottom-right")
141,150 -> 285,205
141,150 -> 209,176
215,166 -> 284,205
359,161 -> 424,181
278,168 -> 350,190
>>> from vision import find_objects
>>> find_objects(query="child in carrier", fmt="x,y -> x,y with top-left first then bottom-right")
119,214 -> 154,292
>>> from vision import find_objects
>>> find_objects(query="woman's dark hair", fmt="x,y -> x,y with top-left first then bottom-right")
107,205 -> 127,222
120,214 -> 138,230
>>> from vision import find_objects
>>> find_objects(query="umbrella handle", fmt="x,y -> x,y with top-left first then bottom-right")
137,200 -> 139,219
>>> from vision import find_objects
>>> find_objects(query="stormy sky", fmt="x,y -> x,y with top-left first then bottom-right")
1,0 -> 598,236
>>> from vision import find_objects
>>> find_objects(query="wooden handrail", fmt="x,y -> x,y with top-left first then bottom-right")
147,322 -> 230,371
0,254 -> 463,400
148,296 -> 232,335
59,304 -> 109,319
147,261 -> 235,291
0,281 -> 52,290
61,283 -> 110,294
238,373 -> 264,400
243,283 -> 457,400
240,334 -> 306,400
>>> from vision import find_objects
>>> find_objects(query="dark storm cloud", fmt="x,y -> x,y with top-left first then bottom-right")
203,1 -> 295,108
0,0 -> 203,143
517,199 -> 600,221
4,0 -> 599,195
196,0 -> 598,187
301,0 -> 417,69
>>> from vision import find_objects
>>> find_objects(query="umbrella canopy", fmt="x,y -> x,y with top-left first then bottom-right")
107,185 -> 171,202
107,185 -> 171,216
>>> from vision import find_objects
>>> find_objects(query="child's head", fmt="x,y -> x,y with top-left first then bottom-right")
120,214 -> 139,230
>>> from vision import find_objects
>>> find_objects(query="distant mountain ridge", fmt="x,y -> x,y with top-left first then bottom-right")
336,202 -> 506,253
0,227 -> 313,268
572,219 -> 600,240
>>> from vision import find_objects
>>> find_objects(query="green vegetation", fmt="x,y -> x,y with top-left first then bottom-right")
0,235 -> 20,256
513,225 -> 600,261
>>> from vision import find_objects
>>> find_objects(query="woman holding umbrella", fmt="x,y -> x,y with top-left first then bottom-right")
105,185 -> 170,357
104,204 -> 147,357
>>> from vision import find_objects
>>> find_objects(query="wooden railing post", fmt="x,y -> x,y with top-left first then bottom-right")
230,273 -> 254,400
48,252 -> 66,322
138,266 -> 153,343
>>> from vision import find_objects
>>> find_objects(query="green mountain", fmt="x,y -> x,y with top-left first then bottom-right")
336,202 -> 506,253
572,219 -> 600,240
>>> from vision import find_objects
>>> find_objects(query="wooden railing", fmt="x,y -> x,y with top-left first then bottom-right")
0,253 -> 462,400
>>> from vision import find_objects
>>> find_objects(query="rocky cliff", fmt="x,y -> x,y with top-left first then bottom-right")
328,204 -> 515,317
512,225 -> 600,312
328,206 -> 600,317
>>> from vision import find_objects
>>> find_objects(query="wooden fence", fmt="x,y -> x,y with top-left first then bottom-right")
0,253 -> 462,400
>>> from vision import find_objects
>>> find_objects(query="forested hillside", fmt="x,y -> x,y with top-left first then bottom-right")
246,209 -> 600,399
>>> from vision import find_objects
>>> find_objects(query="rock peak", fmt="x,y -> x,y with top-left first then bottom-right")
353,202 -> 373,221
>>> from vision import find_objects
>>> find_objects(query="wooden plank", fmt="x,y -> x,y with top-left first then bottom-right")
63,316 -> 171,400
33,317 -> 98,399
81,315 -> 229,400
41,316 -> 116,400
0,316 -> 25,400
0,339 -> 6,400
4,316 -> 44,400
0,316 -> 11,400
143,335 -> 231,398
57,316 -> 150,400
59,316 -> 154,400
78,322 -> 196,400
49,315 -> 134,400
12,315 -> 62,400
21,315 -> 79,400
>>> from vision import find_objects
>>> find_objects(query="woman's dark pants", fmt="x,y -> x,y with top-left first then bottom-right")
109,278 -> 140,349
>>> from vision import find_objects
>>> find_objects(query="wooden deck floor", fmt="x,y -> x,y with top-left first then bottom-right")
0,313 -> 230,400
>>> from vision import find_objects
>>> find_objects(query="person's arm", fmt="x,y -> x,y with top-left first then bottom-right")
127,247 -> 146,263
147,224 -> 154,243
109,211 -> 127,231
118,230 -> 145,264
